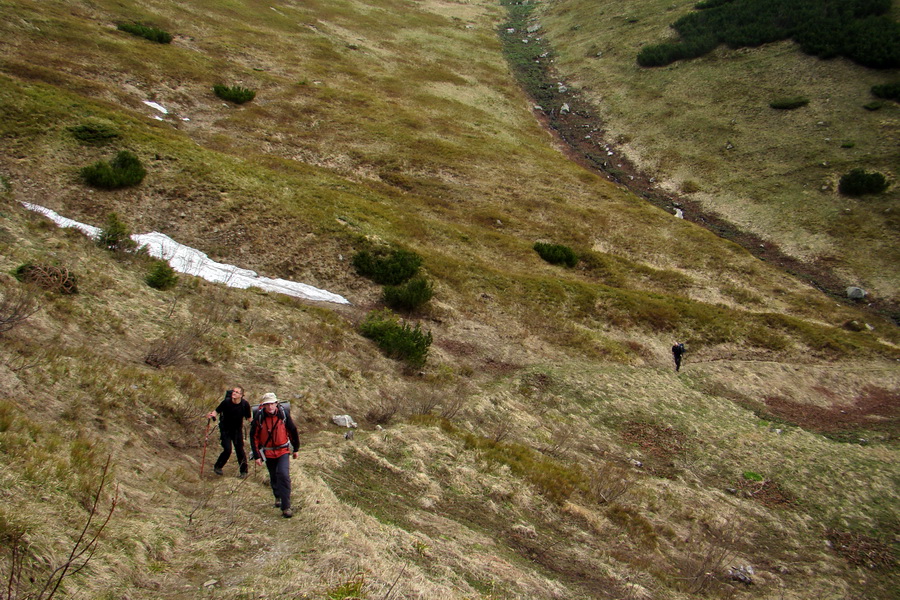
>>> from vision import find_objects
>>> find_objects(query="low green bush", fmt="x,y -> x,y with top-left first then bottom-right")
352,248 -> 422,285
769,96 -> 809,110
359,309 -> 432,368
871,82 -> 900,101
80,150 -> 146,189
145,261 -> 178,290
534,242 -> 578,267
117,22 -> 172,44
743,471 -> 764,481
96,212 -> 137,252
383,277 -> 433,312
68,121 -> 119,146
213,84 -> 256,104
839,168 -> 889,196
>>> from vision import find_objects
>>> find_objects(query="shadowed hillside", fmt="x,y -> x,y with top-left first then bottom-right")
0,1 -> 897,599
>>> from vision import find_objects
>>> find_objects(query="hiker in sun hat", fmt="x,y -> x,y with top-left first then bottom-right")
206,386 -> 252,477
250,392 -> 300,518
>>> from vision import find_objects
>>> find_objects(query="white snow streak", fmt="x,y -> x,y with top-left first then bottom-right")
21,203 -> 350,305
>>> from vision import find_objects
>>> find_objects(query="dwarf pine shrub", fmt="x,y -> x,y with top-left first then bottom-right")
352,248 -> 422,285
68,121 -> 119,146
770,96 -> 809,110
96,213 -> 137,252
638,0 -> 899,69
117,22 -> 172,44
871,82 -> 900,101
80,150 -> 146,189
213,84 -> 256,104
534,242 -> 578,267
359,309 -> 432,368
383,277 -> 433,312
839,168 -> 889,196
146,261 -> 178,290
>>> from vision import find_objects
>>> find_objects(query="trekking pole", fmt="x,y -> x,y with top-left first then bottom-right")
199,417 -> 213,477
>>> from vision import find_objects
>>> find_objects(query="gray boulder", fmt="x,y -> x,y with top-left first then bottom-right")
846,286 -> 867,300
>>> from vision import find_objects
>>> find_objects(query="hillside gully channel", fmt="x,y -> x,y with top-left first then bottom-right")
500,14 -> 897,325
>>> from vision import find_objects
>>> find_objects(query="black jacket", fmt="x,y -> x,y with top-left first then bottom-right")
214,396 -> 252,432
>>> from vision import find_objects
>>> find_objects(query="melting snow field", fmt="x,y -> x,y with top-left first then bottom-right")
21,203 -> 350,305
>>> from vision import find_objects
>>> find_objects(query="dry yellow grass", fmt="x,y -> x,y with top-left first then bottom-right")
0,0 -> 897,598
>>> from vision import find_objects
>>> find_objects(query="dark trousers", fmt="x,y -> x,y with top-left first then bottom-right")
214,429 -> 248,474
265,453 -> 292,510
674,355 -> 682,371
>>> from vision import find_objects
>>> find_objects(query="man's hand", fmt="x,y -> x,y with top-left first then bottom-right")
206,411 -> 216,420
255,458 -> 264,466
292,452 -> 298,459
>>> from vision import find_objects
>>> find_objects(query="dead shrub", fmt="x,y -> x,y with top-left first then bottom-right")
14,263 -> 78,294
589,461 -> 634,504
0,281 -> 42,335
366,393 -> 402,425
675,522 -> 738,594
144,302 -> 223,368
408,386 -> 442,416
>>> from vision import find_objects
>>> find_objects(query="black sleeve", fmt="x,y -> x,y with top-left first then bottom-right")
214,399 -> 227,414
242,400 -> 252,420
249,417 -> 260,459
284,410 -> 300,451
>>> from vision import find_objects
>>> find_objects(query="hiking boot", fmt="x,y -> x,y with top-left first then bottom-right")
214,468 -> 223,476
282,508 -> 293,518
239,472 -> 249,479
274,499 -> 281,508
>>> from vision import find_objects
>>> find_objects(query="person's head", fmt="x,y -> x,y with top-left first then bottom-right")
231,386 -> 245,403
260,392 -> 279,413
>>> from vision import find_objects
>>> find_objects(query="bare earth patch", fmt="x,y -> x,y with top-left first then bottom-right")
622,421 -> 688,478
826,530 -> 897,570
734,479 -> 795,509
763,385 -> 900,439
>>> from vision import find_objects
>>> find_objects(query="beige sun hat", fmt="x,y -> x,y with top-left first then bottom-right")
259,392 -> 279,405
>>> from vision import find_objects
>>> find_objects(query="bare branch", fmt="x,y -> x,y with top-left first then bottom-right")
0,283 -> 42,336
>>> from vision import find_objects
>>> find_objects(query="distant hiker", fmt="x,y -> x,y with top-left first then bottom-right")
672,342 -> 686,372
250,393 -> 300,519
207,386 -> 252,477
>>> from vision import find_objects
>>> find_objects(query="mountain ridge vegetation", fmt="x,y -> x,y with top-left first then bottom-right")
0,0 -> 897,599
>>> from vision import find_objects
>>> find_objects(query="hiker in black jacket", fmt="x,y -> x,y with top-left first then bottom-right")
207,386 -> 252,477
672,342 -> 686,372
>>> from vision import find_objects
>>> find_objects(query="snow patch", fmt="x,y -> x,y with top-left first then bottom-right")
21,203 -> 350,305
142,100 -> 168,114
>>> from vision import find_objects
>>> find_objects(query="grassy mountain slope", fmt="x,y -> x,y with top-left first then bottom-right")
0,1 -> 898,599
533,0 -> 899,307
